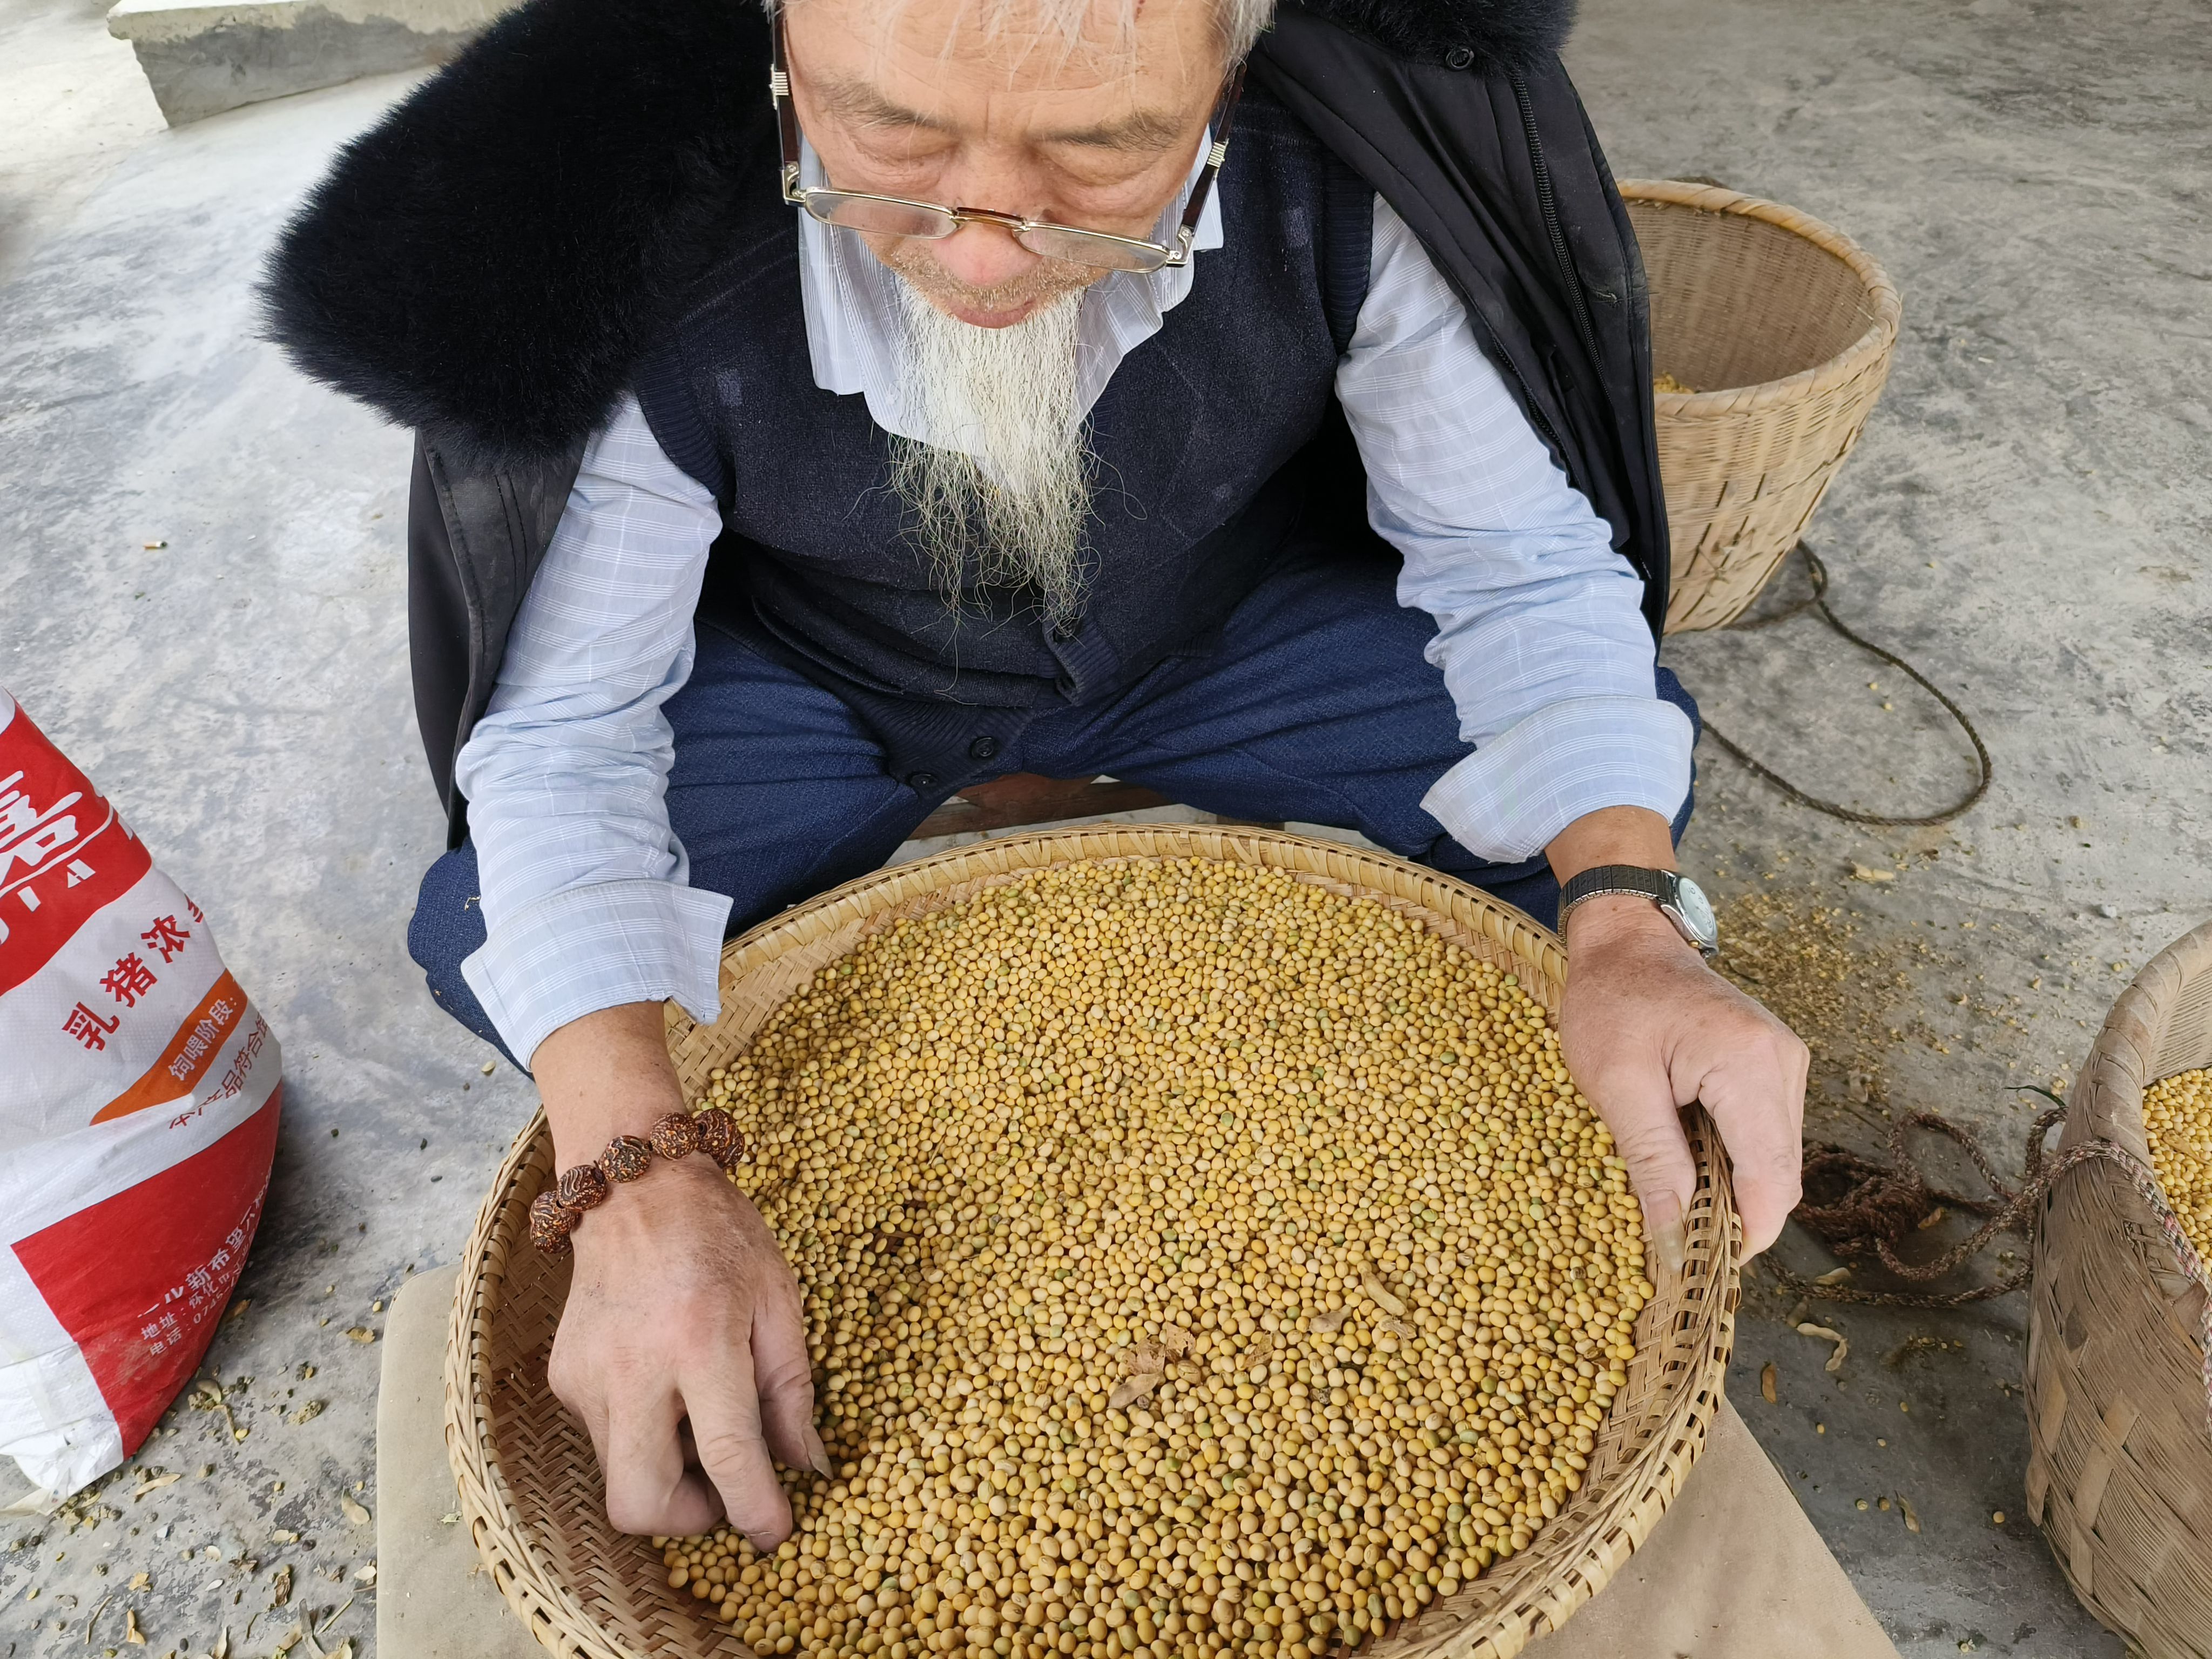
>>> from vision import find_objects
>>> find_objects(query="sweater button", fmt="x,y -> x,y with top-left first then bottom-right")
1445,45 -> 1475,69
908,771 -> 940,792
969,736 -> 1002,762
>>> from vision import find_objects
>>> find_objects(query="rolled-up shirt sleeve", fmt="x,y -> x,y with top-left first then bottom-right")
1336,196 -> 1694,865
453,393 -> 731,1067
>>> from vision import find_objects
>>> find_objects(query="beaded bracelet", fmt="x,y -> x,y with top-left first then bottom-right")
528,1108 -> 750,1256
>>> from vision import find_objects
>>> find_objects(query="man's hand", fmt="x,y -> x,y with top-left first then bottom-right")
1559,898 -> 1808,1262
1546,808 -> 1808,1265
549,1157 -> 824,1540
532,1003 -> 827,1542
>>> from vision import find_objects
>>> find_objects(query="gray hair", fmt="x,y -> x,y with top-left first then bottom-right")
771,0 -> 1278,64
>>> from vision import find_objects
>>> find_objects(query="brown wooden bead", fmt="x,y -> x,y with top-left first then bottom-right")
693,1107 -> 746,1170
649,1112 -> 702,1160
529,1191 -> 578,1256
600,1135 -> 652,1183
557,1163 -> 611,1211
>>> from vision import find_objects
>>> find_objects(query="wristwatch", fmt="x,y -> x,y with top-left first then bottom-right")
1557,865 -> 1719,960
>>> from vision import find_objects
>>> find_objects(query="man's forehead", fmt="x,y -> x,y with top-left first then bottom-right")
785,0 -> 1231,144
790,0 -> 1219,73
811,75 -> 1198,152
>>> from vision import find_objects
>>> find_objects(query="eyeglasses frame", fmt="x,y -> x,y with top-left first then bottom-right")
768,7 -> 1245,274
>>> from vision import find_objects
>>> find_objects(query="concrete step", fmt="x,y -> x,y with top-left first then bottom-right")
106,0 -> 509,125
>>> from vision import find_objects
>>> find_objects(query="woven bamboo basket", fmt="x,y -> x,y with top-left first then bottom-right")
446,826 -> 1739,1659
2026,919 -> 2212,1658
1620,179 -> 1902,634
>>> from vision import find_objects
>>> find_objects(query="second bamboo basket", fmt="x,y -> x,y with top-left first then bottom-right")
2026,919 -> 2212,1658
1621,179 -> 1901,633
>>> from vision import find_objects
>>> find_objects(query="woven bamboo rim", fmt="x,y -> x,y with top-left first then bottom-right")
447,826 -> 1739,1659
2026,918 -> 2212,1658
1621,179 -> 1903,634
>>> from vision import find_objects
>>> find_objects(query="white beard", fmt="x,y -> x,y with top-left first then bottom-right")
888,285 -> 1092,625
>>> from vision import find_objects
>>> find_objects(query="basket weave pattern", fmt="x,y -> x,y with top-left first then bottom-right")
1622,180 -> 1902,634
447,827 -> 1739,1659
2026,919 -> 2212,1658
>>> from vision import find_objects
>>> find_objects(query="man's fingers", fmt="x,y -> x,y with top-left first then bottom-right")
1580,1057 -> 1698,1276
604,1384 -> 723,1537
752,1277 -> 827,1479
1701,1029 -> 1810,1257
681,1249 -> 816,1548
684,1339 -> 794,1550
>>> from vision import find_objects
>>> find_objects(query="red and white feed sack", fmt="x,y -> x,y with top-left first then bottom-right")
0,689 -> 282,1499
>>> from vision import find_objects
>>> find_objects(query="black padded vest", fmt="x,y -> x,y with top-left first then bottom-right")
630,80 -> 1374,713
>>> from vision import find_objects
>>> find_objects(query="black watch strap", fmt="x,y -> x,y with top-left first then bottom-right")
1557,865 -> 1719,959
1559,865 -> 1671,912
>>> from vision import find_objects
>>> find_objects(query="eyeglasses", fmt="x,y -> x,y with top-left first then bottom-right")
770,9 -> 1244,274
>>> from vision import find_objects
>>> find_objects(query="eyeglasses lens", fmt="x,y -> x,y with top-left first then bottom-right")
804,191 -> 1166,273
1017,226 -> 1166,273
807,192 -> 960,239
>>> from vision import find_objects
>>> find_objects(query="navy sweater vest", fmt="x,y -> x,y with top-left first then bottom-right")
632,82 -> 1374,716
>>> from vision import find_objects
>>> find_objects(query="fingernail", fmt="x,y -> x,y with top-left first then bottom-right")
804,1423 -> 831,1477
1645,1192 -> 1688,1277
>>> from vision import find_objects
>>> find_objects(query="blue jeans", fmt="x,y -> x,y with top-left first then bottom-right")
410,543 -> 1697,1065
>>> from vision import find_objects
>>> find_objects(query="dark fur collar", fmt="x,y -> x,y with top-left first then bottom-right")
261,0 -> 1575,467
1304,0 -> 1574,68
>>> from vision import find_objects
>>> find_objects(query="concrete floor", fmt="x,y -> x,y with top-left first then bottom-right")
1,0 -> 2205,1654
0,0 -> 163,287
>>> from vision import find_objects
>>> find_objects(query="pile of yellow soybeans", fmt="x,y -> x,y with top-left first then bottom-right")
2144,1067 -> 2212,1263
663,857 -> 1651,1659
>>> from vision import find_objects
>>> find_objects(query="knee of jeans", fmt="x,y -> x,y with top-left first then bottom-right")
409,845 -> 487,977
1655,664 -> 1702,745
1654,666 -> 1701,845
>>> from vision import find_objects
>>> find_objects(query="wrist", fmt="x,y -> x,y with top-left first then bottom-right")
545,1090 -> 687,1169
531,1105 -> 749,1256
571,1155 -> 730,1242
1545,805 -> 1677,889
1563,890 -> 1700,955
532,1001 -> 688,1166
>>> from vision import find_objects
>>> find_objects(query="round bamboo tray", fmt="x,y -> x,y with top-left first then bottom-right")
2026,918 -> 2212,1659
446,826 -> 1740,1659
1621,179 -> 1902,634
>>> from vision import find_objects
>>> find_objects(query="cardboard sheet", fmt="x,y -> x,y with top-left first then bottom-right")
379,1267 -> 1898,1659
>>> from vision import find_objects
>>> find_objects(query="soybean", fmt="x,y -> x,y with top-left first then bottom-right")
667,858 -> 1650,1659
2144,1067 -> 2212,1262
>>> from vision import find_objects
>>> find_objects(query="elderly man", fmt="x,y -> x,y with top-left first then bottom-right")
269,0 -> 1803,1546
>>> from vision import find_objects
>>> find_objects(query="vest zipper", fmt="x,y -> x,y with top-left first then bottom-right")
1470,311 -> 1564,459
1508,70 -> 1602,372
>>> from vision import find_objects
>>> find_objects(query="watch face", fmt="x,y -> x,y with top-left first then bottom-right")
1671,875 -> 1718,946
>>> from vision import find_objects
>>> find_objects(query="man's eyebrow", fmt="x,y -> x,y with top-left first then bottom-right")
811,78 -> 953,133
1034,108 -> 1193,153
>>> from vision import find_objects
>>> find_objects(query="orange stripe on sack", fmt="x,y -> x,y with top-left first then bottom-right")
90,970 -> 247,1125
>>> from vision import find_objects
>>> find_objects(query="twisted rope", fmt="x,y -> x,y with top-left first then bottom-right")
1769,1094 -> 2212,1431
1699,545 -> 1993,826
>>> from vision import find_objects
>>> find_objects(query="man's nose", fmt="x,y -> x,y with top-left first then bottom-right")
927,217 -> 1043,297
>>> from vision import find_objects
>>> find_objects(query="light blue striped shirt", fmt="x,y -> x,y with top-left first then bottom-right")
456,192 -> 1693,1065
